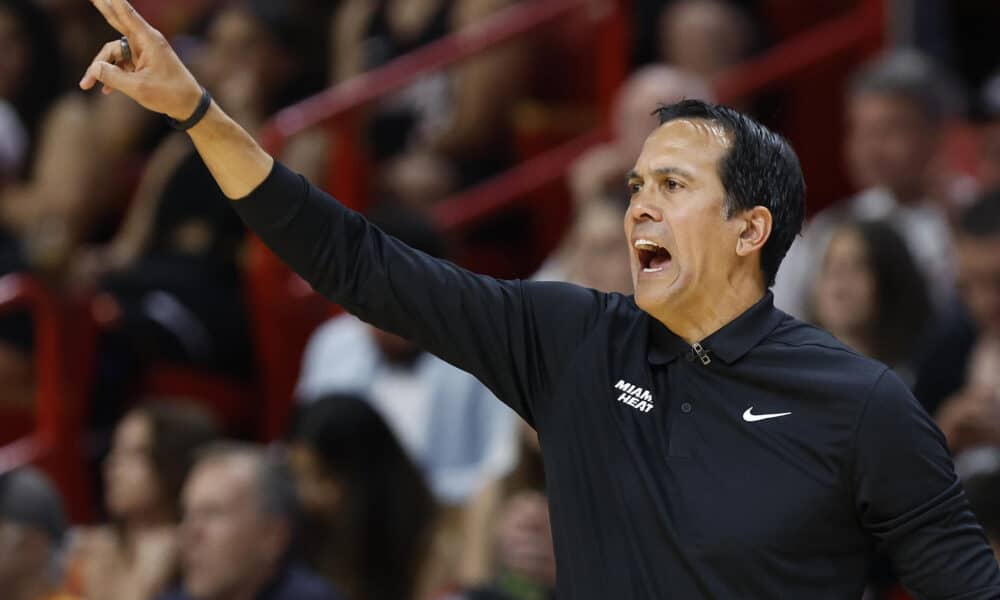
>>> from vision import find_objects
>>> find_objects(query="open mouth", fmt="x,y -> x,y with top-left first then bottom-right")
634,239 -> 671,273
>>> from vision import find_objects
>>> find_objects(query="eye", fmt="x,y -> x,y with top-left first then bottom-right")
628,182 -> 641,195
665,178 -> 683,191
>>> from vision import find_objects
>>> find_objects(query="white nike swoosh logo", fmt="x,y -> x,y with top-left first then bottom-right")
742,407 -> 792,422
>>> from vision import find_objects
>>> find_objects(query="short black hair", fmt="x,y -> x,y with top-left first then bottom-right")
848,48 -> 962,124
654,99 -> 806,287
958,187 -> 1000,238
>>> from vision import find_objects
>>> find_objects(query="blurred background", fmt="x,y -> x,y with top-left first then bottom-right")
0,0 -> 997,599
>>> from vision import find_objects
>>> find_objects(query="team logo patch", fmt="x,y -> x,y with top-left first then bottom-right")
613,379 -> 654,413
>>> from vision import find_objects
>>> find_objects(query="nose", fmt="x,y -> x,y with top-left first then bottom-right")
627,193 -> 663,225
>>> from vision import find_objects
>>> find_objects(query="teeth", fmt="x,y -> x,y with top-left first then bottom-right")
643,267 -> 664,273
633,239 -> 662,251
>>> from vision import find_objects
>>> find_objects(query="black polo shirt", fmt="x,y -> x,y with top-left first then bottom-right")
236,162 -> 1000,599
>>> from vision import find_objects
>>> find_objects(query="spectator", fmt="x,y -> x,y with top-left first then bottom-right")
287,393 -> 439,600
0,467 -> 76,600
160,443 -> 342,600
332,0 -> 528,186
74,0 -> 331,410
927,191 -> 1000,452
657,0 -> 757,81
69,402 -> 220,600
774,48 -> 963,319
568,65 -> 714,208
540,198 -> 632,295
955,446 -> 1000,560
296,206 -> 517,505
457,422 -> 552,600
976,70 -> 1000,190
810,219 -> 933,385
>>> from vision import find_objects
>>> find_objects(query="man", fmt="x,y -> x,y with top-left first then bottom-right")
773,49 -> 960,318
921,190 -> 1000,449
81,1 -> 1000,597
159,443 -> 341,600
296,206 -> 517,506
0,467 -> 77,600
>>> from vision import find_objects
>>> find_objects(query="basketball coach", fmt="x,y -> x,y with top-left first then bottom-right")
81,1 -> 1000,597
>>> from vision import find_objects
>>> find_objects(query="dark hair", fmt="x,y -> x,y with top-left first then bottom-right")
958,187 -> 1000,238
848,48 -> 963,124
0,0 -> 64,171
131,402 -> 221,521
194,441 -> 301,521
823,219 -> 932,366
238,0 -> 330,111
290,394 -> 437,600
654,99 -> 806,286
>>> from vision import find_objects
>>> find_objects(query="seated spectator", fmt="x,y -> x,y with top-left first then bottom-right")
287,394 -> 438,600
657,0 -> 757,81
457,422 -> 552,599
0,467 -> 77,600
774,49 -> 963,318
74,0 -> 331,410
332,0 -> 528,186
810,219 -> 932,385
976,70 -> 1000,190
296,206 -> 517,505
68,402 -> 220,600
568,65 -> 714,207
955,446 -> 1000,560
160,443 -> 343,600
538,198 -> 632,295
926,191 -> 1000,452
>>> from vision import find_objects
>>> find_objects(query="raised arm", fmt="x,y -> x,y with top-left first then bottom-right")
79,0 -> 272,200
79,0 -> 605,423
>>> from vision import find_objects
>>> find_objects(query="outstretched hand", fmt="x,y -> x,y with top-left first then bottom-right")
79,0 -> 203,121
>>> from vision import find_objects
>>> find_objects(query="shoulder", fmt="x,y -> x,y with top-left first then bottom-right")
761,314 -> 890,394
272,565 -> 344,600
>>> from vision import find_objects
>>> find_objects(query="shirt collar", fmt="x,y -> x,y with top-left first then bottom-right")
647,292 -> 786,366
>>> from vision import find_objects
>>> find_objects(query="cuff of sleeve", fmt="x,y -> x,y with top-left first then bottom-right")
231,160 -> 309,231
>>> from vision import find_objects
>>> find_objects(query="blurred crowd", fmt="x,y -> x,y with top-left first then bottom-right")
0,0 -> 998,599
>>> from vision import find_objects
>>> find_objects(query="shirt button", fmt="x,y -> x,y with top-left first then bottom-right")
680,402 -> 693,414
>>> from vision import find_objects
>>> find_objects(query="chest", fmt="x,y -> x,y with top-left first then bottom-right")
539,347 -> 862,554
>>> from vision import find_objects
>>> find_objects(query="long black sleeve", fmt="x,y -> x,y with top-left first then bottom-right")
232,161 -> 606,424
853,368 -> 1000,599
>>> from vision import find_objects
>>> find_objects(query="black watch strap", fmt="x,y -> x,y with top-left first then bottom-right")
167,87 -> 213,131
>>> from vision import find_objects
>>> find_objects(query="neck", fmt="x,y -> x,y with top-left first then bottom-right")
888,182 -> 926,206
653,278 -> 766,344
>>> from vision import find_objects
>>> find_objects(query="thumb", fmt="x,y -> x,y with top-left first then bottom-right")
80,61 -> 134,95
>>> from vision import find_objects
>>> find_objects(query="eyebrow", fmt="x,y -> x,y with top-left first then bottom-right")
626,167 -> 696,182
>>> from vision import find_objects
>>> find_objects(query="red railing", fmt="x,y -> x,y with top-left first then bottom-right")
0,275 -> 93,521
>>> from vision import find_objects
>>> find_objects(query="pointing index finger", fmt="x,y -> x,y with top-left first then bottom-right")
89,0 -> 127,34
110,0 -> 157,40
91,0 -> 155,42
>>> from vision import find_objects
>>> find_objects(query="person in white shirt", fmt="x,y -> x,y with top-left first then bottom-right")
296,205 -> 517,505
774,48 -> 963,318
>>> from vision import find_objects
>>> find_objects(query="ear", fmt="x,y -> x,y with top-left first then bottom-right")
736,206 -> 773,257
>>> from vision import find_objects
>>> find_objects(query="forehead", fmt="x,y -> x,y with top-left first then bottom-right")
633,118 -> 731,176
184,458 -> 253,506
